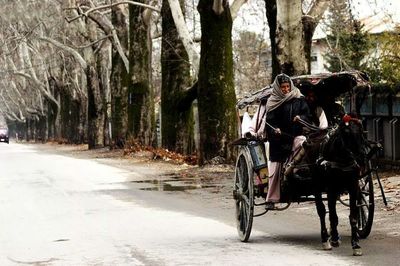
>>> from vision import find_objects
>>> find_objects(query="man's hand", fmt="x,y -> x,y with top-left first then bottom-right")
244,131 -> 257,138
274,128 -> 281,135
293,115 -> 300,122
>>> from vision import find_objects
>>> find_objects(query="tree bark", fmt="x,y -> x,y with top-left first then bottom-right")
161,0 -> 195,154
40,34 -> 105,148
275,0 -> 307,76
197,0 -> 237,164
265,0 -> 329,76
303,0 -> 329,73
87,64 -> 105,149
97,42 -> 112,146
265,0 -> 280,80
129,1 -> 154,146
111,5 -> 129,147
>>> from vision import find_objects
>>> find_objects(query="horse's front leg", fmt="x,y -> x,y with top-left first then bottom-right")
349,179 -> 362,256
327,191 -> 341,247
315,193 -> 331,250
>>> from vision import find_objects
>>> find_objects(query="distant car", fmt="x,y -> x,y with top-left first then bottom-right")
0,128 -> 9,144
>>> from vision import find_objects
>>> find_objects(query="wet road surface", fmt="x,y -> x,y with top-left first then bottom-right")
0,143 -> 398,265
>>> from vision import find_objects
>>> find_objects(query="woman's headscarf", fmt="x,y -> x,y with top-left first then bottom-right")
266,73 -> 303,112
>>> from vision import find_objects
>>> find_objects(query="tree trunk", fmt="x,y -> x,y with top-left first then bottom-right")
197,0 -> 237,164
129,2 -> 154,146
111,5 -> 129,147
79,96 -> 87,144
266,0 -> 328,76
82,19 -> 105,149
275,0 -> 307,76
303,16 -> 318,74
37,115 -> 47,142
59,85 -> 81,144
26,119 -> 32,141
97,42 -> 112,146
161,0 -> 195,155
87,65 -> 105,149
265,0 -> 280,80
48,77 -> 61,141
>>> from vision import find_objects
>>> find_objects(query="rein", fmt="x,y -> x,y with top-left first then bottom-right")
319,159 -> 360,172
265,121 -> 296,138
296,117 -> 321,131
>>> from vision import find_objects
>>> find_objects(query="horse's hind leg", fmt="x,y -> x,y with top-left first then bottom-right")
315,193 -> 331,250
327,191 -> 341,247
350,180 -> 362,256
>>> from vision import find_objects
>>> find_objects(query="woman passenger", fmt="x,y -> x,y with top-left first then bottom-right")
264,74 -> 311,209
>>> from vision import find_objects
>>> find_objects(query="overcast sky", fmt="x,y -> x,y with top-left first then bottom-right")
351,0 -> 400,21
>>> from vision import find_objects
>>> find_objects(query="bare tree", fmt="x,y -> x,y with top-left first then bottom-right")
265,0 -> 329,77
164,0 -> 248,163
161,0 -> 196,154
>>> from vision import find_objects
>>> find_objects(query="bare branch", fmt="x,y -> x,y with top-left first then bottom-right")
65,1 -> 160,23
167,0 -> 200,77
73,34 -> 111,49
307,0 -> 329,24
83,11 -> 129,72
230,0 -> 248,21
39,37 -> 87,69
13,71 -> 60,107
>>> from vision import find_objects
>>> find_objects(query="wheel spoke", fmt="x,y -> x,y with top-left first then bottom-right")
241,194 -> 250,206
239,203 -> 245,232
357,195 -> 368,229
358,206 -> 367,229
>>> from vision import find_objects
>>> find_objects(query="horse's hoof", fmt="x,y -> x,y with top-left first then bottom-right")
322,241 -> 332,250
330,238 -> 341,247
353,248 -> 363,256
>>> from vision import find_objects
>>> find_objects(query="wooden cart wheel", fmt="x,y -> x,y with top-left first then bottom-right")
357,160 -> 375,239
233,148 -> 254,242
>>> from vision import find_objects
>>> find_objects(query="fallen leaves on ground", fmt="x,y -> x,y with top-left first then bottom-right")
123,139 -> 197,165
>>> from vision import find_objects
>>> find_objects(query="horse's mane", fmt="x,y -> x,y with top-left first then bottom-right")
321,119 -> 366,167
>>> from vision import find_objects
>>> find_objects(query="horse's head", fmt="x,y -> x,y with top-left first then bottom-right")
323,114 -> 367,167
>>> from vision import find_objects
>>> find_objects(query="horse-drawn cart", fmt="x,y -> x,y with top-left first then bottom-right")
232,71 -> 384,255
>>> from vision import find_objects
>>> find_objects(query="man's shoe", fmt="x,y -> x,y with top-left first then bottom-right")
265,202 -> 275,210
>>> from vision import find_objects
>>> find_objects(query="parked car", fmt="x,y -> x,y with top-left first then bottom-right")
0,128 -> 9,144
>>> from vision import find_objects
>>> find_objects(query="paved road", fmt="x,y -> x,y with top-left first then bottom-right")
0,143 -> 398,265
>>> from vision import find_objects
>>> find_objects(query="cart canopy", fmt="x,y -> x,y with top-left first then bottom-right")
236,71 -> 370,111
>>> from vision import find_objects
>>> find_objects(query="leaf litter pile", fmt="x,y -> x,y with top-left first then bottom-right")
123,139 -> 197,165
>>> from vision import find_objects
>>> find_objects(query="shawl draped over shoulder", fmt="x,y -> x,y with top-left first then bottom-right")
266,74 -> 303,113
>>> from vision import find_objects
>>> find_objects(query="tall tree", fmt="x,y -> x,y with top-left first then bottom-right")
265,0 -> 329,78
129,1 -> 155,146
234,31 -> 270,99
197,0 -> 237,164
111,5 -> 129,147
276,0 -> 307,75
161,0 -> 196,154
265,0 -> 279,79
324,1 -> 370,72
366,26 -> 400,86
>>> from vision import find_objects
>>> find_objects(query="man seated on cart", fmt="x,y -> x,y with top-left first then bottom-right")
303,88 -> 328,130
247,74 -> 315,210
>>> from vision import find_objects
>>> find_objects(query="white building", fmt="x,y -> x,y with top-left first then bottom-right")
310,14 -> 398,74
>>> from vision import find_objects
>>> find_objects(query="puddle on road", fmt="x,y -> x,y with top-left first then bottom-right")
53,239 -> 70,242
130,174 -> 222,192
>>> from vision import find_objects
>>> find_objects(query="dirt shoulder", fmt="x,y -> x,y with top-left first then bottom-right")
27,142 -> 400,238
